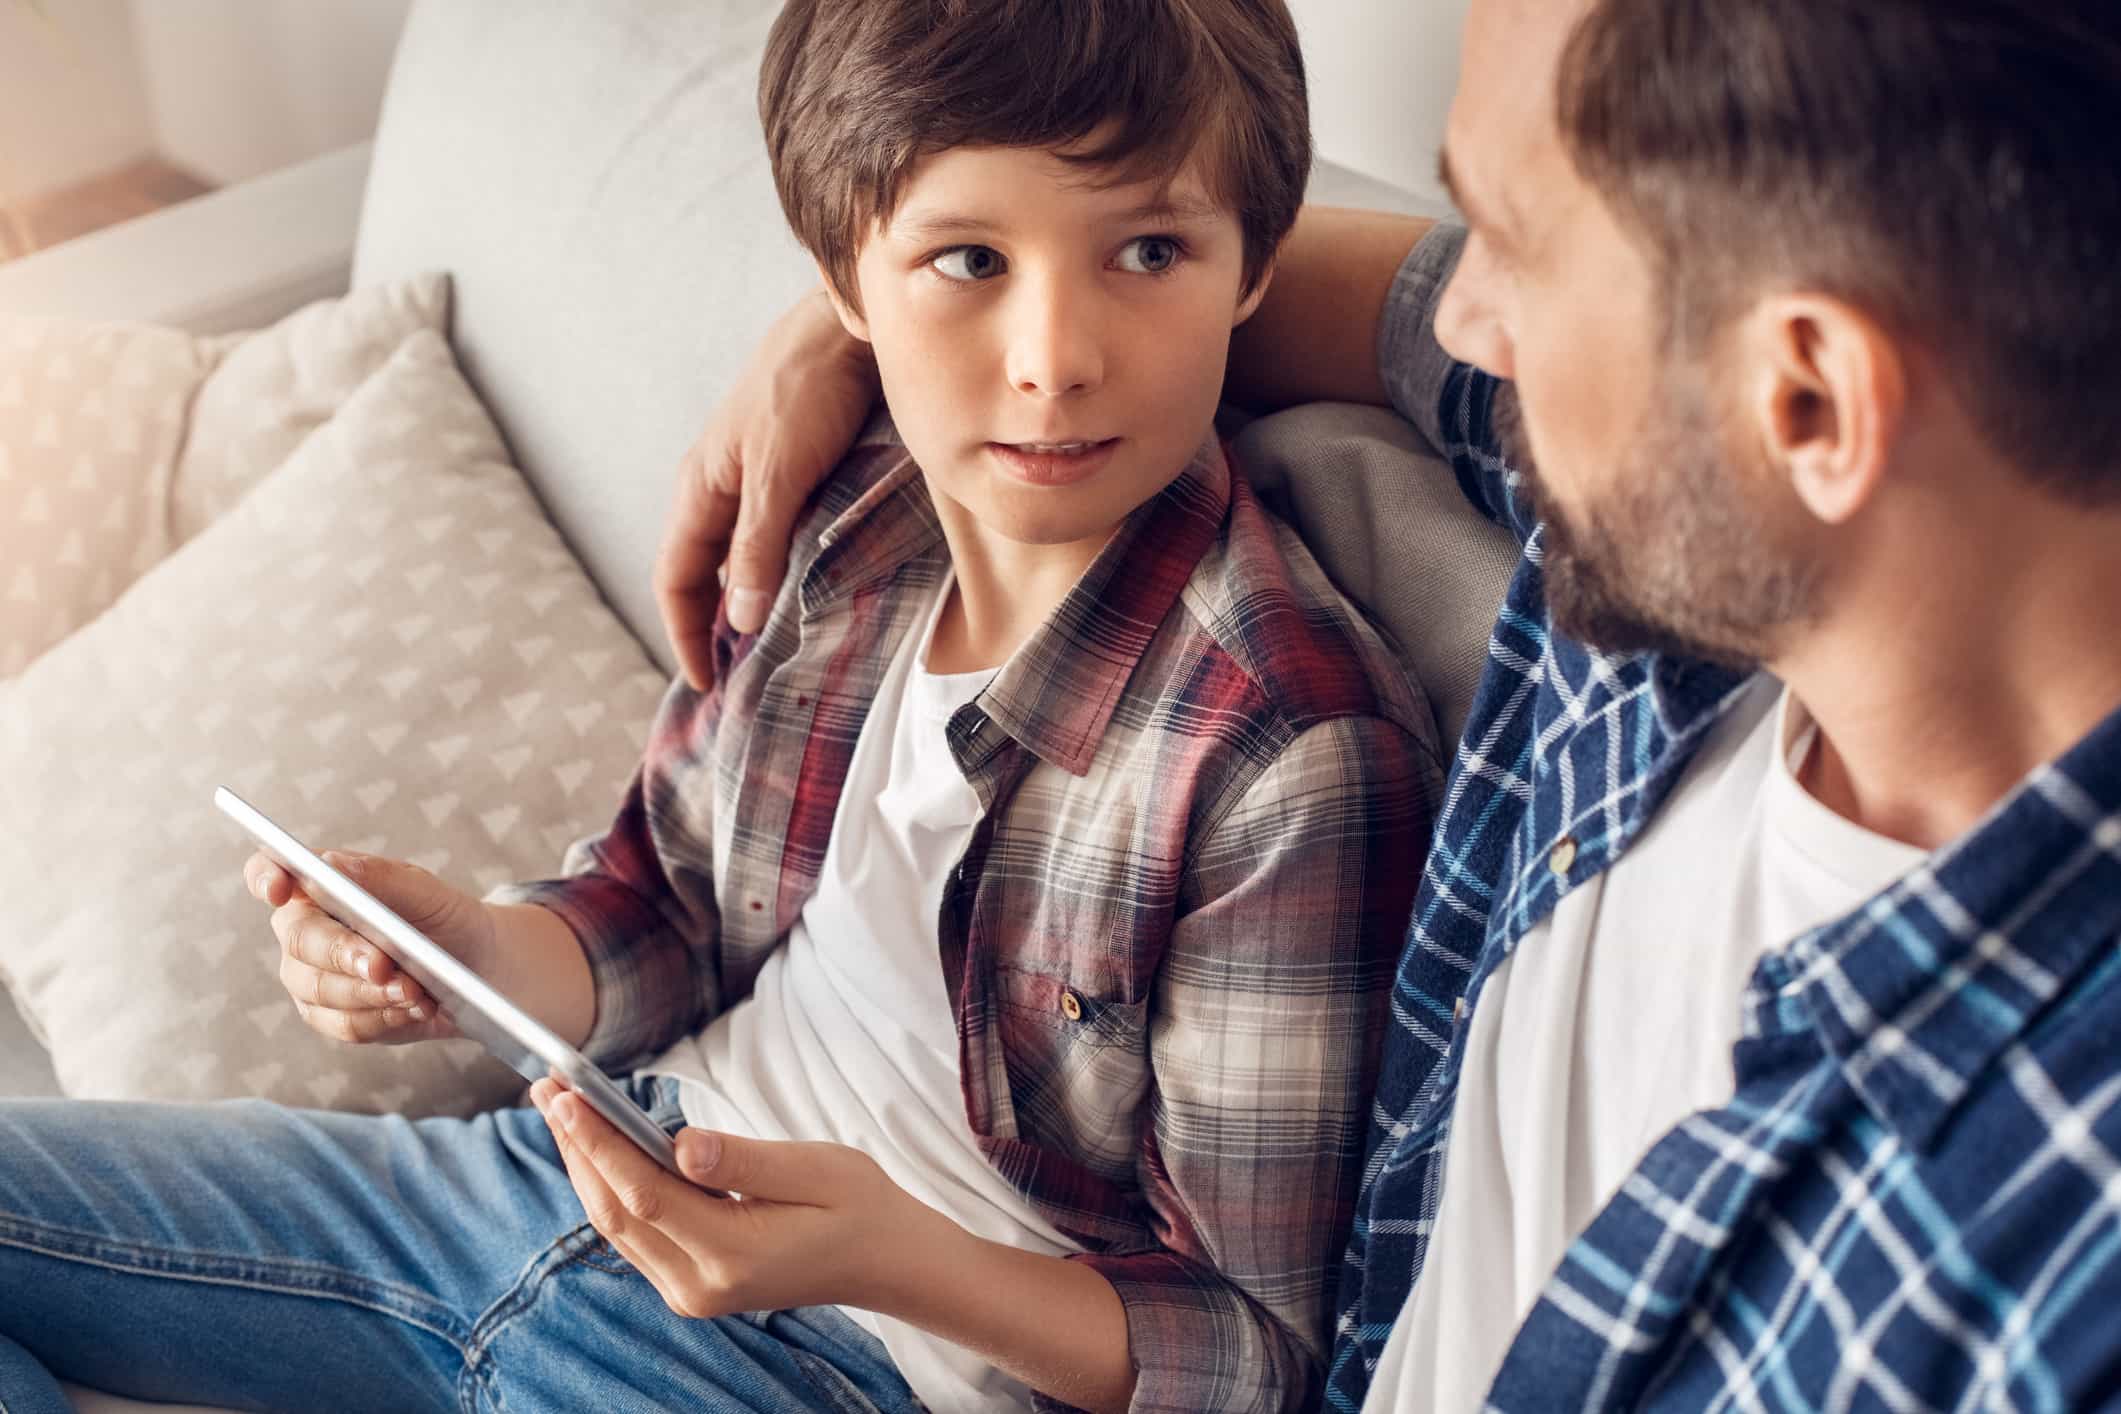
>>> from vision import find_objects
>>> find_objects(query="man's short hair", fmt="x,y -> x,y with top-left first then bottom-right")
1559,0 -> 2121,504
760,0 -> 1311,312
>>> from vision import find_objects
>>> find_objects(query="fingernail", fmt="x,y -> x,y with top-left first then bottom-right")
728,588 -> 769,632
408,1004 -> 428,1021
554,1097 -> 577,1132
386,980 -> 409,1004
681,1130 -> 721,1172
360,955 -> 378,982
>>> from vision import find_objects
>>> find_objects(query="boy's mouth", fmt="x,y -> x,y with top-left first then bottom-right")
986,437 -> 1121,488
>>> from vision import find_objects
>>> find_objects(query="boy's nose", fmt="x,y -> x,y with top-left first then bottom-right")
1004,280 -> 1104,398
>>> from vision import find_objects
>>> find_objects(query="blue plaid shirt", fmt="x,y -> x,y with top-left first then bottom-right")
1328,224 -> 2121,1412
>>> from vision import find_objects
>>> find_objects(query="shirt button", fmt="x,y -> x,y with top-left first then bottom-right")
1550,836 -> 1579,876
1061,990 -> 1084,1022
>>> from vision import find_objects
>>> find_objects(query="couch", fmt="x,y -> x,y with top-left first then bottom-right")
0,2 -> 1514,1409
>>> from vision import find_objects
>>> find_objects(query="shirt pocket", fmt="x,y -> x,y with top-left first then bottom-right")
991,964 -> 1151,1183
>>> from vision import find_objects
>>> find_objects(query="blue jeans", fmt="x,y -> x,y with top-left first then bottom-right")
0,1076 -> 923,1414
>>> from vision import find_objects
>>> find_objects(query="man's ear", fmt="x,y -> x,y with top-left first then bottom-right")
1233,259 -> 1276,328
1741,294 -> 1905,525
816,261 -> 872,343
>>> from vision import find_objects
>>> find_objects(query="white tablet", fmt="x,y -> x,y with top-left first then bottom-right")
214,785 -> 684,1176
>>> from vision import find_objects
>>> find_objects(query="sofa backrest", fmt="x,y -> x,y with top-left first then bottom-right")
353,0 -> 1515,744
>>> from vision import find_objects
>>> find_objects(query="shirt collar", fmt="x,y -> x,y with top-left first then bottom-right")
801,423 -> 1233,777
974,438 -> 1231,775
1766,698 -> 2121,1151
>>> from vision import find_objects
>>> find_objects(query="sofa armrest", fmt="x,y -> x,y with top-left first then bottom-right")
0,142 -> 371,335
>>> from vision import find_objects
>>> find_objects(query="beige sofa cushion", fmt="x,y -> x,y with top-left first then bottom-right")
0,317 -> 209,677
0,329 -> 666,1115
1230,403 -> 1518,749
0,277 -> 447,679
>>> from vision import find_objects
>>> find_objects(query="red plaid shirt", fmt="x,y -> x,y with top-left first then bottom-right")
494,427 -> 1440,1411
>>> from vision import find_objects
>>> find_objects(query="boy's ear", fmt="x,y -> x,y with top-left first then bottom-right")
1232,260 -> 1276,328
815,262 -> 872,343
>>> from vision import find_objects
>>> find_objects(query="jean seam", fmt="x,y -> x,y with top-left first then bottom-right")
0,1217 -> 470,1355
460,1221 -> 610,1413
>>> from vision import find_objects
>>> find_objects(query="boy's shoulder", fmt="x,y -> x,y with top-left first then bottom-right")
1166,467 -> 1438,753
789,416 -> 922,557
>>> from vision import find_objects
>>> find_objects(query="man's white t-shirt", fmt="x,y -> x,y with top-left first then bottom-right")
1365,677 -> 1928,1413
644,576 -> 1078,1413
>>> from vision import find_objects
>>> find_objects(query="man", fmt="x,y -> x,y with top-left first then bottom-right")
658,1 -> 2121,1409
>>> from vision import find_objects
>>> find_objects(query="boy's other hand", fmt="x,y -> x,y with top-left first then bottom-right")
246,849 -> 494,1047
655,286 -> 880,689
531,1076 -> 938,1319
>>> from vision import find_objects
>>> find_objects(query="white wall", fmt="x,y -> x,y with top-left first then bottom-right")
1289,0 -> 1466,205
127,0 -> 413,187
0,0 -> 156,201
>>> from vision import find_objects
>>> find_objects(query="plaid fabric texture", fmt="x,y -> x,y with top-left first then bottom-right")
1327,224 -> 2121,1413
493,427 -> 1442,1412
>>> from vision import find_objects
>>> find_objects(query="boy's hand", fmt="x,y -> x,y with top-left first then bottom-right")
531,1076 -> 942,1319
246,849 -> 495,1046
655,286 -> 880,688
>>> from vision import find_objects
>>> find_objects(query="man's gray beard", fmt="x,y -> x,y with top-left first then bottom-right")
1491,379 -> 1823,668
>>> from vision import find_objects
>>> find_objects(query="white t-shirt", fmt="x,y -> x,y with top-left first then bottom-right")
644,577 -> 1078,1413
1365,678 -> 1928,1413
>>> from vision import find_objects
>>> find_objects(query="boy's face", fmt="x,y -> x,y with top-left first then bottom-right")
823,137 -> 1269,558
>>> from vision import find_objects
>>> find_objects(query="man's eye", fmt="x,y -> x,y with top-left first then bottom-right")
931,246 -> 1007,281
1115,236 -> 1182,275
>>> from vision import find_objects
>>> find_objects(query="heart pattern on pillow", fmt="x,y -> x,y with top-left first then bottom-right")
0,276 -> 449,681
0,317 -> 208,677
0,329 -> 668,1115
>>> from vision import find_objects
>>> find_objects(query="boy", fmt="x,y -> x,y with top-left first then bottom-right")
0,2 -> 1436,1410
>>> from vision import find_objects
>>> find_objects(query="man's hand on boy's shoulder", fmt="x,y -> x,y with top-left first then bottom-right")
656,287 -> 881,689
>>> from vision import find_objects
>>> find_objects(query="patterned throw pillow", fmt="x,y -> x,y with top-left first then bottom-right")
0,330 -> 667,1115
0,276 -> 447,679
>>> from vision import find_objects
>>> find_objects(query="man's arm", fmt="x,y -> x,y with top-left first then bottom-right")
656,206 -> 1432,680
1225,205 -> 1434,412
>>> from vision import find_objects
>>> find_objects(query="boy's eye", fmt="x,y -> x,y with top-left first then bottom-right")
931,246 -> 1007,281
1115,236 -> 1182,275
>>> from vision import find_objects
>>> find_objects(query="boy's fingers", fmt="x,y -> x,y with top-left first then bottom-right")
245,853 -> 289,906
278,956 -> 416,1013
538,1089 -> 707,1301
299,999 -> 421,1045
272,898 -> 392,985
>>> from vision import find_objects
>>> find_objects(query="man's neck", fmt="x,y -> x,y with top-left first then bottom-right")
924,495 -> 1112,675
1778,495 -> 2121,850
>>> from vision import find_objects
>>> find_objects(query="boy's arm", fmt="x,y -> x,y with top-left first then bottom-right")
486,675 -> 730,1072
478,897 -> 599,1048
1058,712 -> 1437,1413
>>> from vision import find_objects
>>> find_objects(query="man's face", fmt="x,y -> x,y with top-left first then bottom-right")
1435,0 -> 1823,666
830,139 -> 1265,557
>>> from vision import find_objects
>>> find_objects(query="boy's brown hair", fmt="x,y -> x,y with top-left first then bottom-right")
760,0 -> 1311,312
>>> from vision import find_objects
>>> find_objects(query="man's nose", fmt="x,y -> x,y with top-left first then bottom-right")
1433,255 -> 1515,382
1003,276 -> 1104,398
